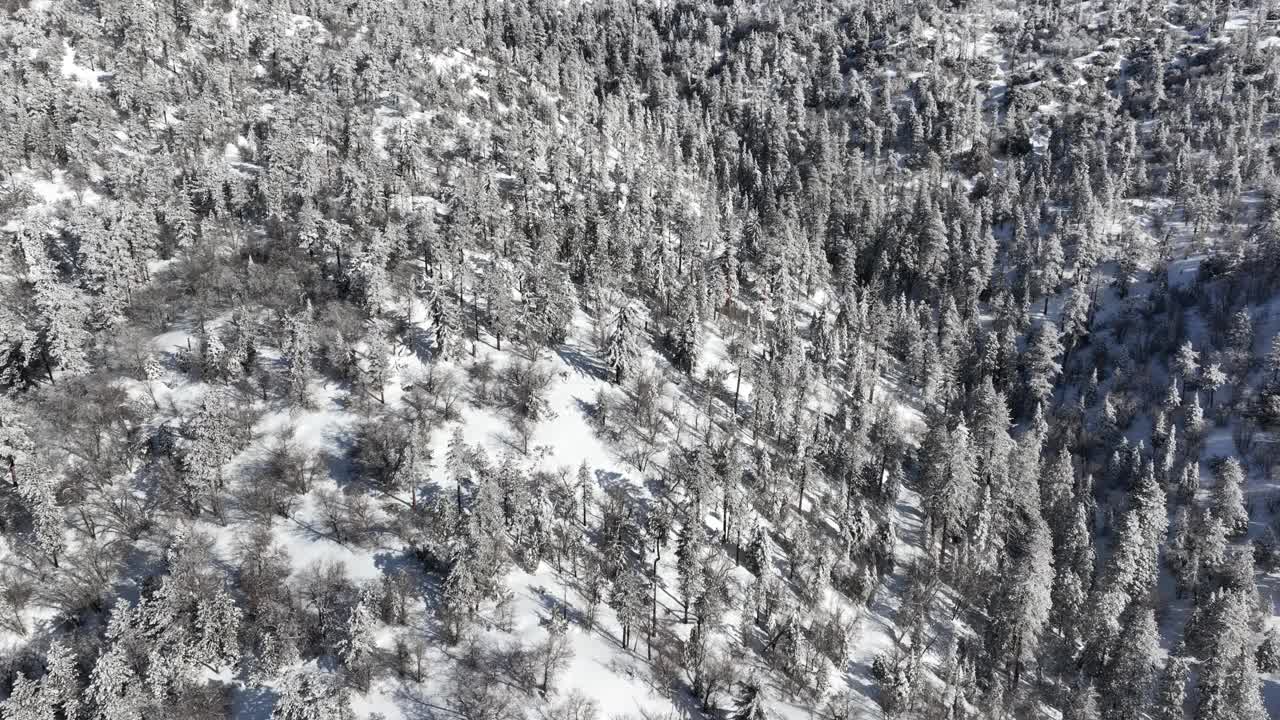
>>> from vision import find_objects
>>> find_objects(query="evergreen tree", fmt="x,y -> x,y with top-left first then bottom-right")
676,521 -> 706,623
1211,458 -> 1249,537
1172,342 -> 1199,387
272,669 -> 350,720
341,586 -> 378,690
605,303 -> 642,384
1195,590 -> 1266,720
1201,363 -> 1227,409
1023,321 -> 1063,413
1099,601 -> 1159,720
1151,654 -> 1189,720
729,679 -> 770,720
671,284 -> 701,374
0,673 -> 49,720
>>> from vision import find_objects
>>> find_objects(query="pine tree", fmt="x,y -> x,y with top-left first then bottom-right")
429,280 -> 462,362
282,303 -> 316,404
1173,342 -> 1199,387
1226,309 -> 1254,362
1201,363 -> 1227,409
676,521 -> 705,623
16,468 -> 62,567
1037,229 -> 1064,314
1211,458 -> 1249,537
361,324 -> 393,404
575,461 -> 592,527
1195,590 -> 1266,720
1131,464 -> 1168,560
87,642 -> 143,720
1266,334 -> 1280,384
1023,321 -> 1063,413
483,262 -> 517,350
446,426 -> 470,512
605,303 -> 641,384
272,669 -> 349,720
1061,285 -> 1091,363
444,548 -> 482,632
927,419 -> 977,562
1061,678 -> 1101,720
1099,601 -> 1159,720
1162,379 -> 1182,414
32,278 -> 91,384
37,641 -> 79,720
1184,396 -> 1205,454
342,586 -> 378,690
1041,446 -> 1076,542
1084,507 -> 1158,672
1151,654 -> 1189,720
729,679 -> 770,720
609,561 -> 648,650
0,673 -> 49,720
988,516 -> 1053,685
671,284 -> 701,374
1194,507 -> 1229,580
194,584 -> 243,670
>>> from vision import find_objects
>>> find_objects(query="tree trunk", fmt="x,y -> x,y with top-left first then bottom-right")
939,517 -> 949,565
733,368 -> 742,413
42,348 -> 55,385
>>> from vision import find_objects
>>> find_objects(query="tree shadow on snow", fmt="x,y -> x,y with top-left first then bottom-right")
1263,677 -> 1280,720
230,684 -> 280,720
391,683 -> 454,720
554,343 -> 608,381
530,583 -> 589,630
323,441 -> 359,489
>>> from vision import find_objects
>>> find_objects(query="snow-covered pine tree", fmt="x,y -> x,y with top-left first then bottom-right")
178,391 -> 241,518
272,669 -> 350,720
670,283 -> 700,374
0,672 -> 48,720
14,464 -> 62,567
605,303 -> 642,384
1172,342 -> 1199,387
675,520 -> 706,624
281,303 -> 316,405
1201,363 -> 1227,409
1098,601 -> 1158,720
1210,457 -> 1248,537
32,277 -> 91,384
1022,321 -> 1063,414
446,426 -> 470,512
1194,589 -> 1267,720
728,678 -> 770,720
1151,654 -> 1188,720
341,586 -> 378,690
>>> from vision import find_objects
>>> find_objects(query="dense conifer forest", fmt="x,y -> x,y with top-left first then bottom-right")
1,0 -> 1279,718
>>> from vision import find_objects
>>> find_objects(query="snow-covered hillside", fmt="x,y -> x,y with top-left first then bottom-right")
1,1 -> 1280,720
